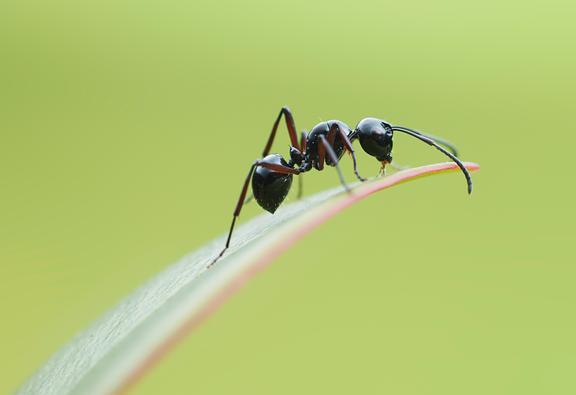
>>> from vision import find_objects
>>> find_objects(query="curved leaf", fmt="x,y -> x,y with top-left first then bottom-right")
16,161 -> 480,395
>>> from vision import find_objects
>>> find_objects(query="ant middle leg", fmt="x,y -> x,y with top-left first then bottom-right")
296,131 -> 308,199
328,123 -> 366,182
318,135 -> 351,193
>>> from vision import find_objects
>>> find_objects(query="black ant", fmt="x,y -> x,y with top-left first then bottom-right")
210,107 -> 472,265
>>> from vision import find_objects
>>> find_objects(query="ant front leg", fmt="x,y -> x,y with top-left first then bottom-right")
318,134 -> 351,193
262,107 -> 300,157
210,160 -> 299,267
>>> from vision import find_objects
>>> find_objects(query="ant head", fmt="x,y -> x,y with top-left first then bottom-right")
354,118 -> 473,194
354,118 -> 394,165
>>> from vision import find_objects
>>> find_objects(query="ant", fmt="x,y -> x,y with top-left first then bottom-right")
210,107 -> 472,265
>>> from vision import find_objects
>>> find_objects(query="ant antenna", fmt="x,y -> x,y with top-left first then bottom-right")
392,126 -> 472,194
390,125 -> 459,156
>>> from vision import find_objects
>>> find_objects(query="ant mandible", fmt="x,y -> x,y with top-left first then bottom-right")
210,107 -> 472,265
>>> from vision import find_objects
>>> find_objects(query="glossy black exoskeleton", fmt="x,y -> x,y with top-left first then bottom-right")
210,107 -> 472,265
251,154 -> 294,214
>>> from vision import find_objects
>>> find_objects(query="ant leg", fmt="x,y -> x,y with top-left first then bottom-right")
262,107 -> 300,157
210,162 -> 258,266
210,160 -> 300,266
300,130 -> 308,153
329,123 -> 367,182
297,176 -> 303,199
318,135 -> 351,193
316,126 -> 337,171
297,131 -> 308,199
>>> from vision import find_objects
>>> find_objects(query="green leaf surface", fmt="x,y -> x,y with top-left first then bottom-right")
16,162 -> 479,395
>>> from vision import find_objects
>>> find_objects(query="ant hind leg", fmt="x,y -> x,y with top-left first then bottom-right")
262,107 -> 300,157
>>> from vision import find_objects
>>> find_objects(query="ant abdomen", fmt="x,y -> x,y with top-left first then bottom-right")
251,154 -> 294,213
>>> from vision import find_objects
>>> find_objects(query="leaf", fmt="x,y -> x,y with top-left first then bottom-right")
16,161 -> 480,395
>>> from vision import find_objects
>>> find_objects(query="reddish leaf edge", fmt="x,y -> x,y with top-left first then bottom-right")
114,161 -> 480,395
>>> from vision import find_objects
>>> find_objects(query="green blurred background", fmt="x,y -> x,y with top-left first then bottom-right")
1,0 -> 575,393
